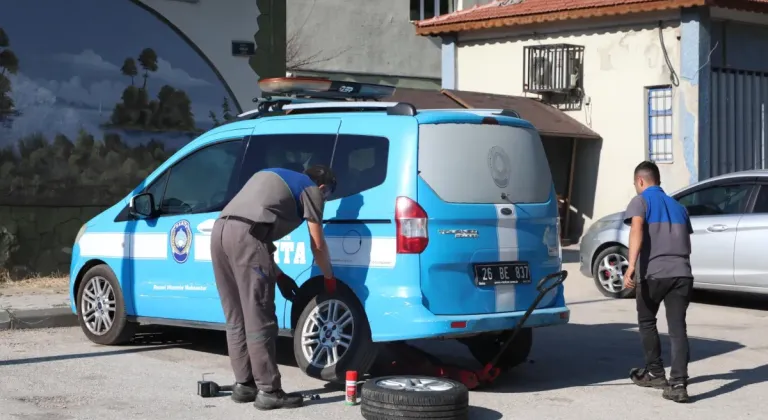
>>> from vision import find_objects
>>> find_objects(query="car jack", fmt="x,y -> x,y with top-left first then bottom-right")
378,270 -> 568,390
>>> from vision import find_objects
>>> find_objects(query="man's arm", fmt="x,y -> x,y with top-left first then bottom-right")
300,187 -> 334,280
308,220 -> 334,280
624,196 -> 647,273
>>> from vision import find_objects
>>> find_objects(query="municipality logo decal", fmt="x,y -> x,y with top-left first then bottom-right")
170,219 -> 192,263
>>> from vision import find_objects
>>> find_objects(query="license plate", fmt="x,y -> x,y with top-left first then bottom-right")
474,262 -> 531,286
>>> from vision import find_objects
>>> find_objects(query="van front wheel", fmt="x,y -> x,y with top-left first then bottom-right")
76,264 -> 136,345
293,288 -> 379,383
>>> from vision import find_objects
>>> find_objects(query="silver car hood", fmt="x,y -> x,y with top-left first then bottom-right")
598,211 -> 626,223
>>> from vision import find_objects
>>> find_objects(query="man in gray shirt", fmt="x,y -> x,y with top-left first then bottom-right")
210,165 -> 337,411
623,160 -> 694,403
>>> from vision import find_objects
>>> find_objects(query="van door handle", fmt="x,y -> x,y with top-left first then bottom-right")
500,208 -> 513,216
706,224 -> 728,232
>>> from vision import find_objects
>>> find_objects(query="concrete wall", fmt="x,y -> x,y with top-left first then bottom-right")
0,0 -> 285,277
138,0 -> 285,112
286,0 -> 442,88
454,12 -> 694,234
0,206 -> 107,278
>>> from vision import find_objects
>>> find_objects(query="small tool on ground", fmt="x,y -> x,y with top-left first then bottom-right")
196,374 -> 320,400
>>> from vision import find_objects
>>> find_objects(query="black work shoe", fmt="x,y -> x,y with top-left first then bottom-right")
253,389 -> 304,410
629,367 -> 669,389
663,383 -> 690,403
231,382 -> 258,403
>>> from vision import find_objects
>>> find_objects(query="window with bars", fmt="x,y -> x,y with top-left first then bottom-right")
410,0 -> 454,21
647,86 -> 673,163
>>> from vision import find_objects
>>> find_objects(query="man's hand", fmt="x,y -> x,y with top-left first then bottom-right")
276,273 -> 300,301
624,266 -> 636,289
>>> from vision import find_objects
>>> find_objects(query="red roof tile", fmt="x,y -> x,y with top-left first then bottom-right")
415,0 -> 768,35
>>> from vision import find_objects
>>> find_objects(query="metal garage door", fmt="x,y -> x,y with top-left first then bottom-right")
708,67 -> 768,178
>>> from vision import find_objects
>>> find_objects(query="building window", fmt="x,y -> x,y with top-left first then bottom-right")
647,86 -> 673,163
410,0 -> 454,21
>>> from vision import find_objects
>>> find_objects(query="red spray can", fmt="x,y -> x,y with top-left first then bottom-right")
345,370 -> 358,405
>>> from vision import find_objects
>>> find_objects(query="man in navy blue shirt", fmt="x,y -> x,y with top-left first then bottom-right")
623,160 -> 694,403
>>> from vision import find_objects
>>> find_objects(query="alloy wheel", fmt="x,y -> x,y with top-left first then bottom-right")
300,299 -> 355,369
80,276 -> 117,336
597,253 -> 629,293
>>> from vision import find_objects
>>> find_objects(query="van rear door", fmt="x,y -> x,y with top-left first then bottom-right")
416,118 -> 561,316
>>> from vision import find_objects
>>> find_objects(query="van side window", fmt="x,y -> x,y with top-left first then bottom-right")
330,134 -> 390,200
145,171 -> 169,213
238,134 -> 336,188
156,139 -> 244,216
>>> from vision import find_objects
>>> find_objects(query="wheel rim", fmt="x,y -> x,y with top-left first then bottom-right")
376,377 -> 456,392
300,299 -> 355,369
597,253 -> 629,293
80,276 -> 117,336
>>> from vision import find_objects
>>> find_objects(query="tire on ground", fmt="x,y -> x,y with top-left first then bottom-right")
293,286 -> 379,383
361,376 -> 469,420
592,245 -> 636,299
460,327 -> 533,371
76,264 -> 137,345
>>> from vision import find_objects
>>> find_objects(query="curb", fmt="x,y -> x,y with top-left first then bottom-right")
0,307 -> 78,331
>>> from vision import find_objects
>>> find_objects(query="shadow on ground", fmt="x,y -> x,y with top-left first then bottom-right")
121,321 -> 744,400
692,289 -> 768,311
471,322 -> 744,394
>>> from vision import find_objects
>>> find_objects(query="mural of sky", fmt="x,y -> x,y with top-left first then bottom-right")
0,0 -> 236,150
0,0 -> 241,206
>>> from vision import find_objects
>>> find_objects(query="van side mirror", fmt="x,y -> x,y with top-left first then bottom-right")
129,192 -> 155,219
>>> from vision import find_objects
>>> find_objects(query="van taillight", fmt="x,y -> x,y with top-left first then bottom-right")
395,196 -> 428,254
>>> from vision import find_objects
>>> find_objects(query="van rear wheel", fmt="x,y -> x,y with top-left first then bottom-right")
293,287 -> 379,383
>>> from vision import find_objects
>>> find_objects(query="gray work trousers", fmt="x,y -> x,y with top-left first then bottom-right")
210,217 -> 281,392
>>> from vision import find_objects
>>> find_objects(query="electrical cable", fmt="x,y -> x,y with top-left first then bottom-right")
659,22 -> 680,87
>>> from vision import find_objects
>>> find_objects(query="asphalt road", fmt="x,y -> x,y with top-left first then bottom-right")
2,262 -> 768,420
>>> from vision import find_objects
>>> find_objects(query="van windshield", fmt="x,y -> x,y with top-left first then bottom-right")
418,123 -> 553,204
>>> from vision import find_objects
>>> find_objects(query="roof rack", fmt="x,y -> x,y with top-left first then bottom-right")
258,77 -> 397,101
419,108 -> 521,119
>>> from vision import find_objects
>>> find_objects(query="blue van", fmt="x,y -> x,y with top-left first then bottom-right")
68,79 -> 569,383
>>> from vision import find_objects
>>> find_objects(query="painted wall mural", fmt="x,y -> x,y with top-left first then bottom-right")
0,0 -> 238,207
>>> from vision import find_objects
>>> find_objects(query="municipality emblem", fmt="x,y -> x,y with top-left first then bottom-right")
170,219 -> 192,264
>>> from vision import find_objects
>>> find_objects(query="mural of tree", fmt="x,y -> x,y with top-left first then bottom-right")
0,130 -> 175,205
209,96 -> 237,128
221,97 -> 234,121
138,47 -> 158,90
0,27 -> 20,119
121,57 -> 138,86
108,47 -> 197,133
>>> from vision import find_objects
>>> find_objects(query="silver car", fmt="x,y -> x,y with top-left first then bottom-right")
579,169 -> 768,299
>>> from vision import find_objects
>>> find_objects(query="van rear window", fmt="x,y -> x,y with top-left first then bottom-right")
418,123 -> 552,204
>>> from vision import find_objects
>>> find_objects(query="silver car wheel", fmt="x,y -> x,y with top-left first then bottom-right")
375,377 -> 456,392
80,276 -> 117,336
597,253 -> 629,293
300,299 -> 355,369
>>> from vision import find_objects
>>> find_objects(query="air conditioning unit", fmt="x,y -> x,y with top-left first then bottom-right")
523,44 -> 584,94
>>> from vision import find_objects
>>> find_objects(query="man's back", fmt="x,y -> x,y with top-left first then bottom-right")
625,185 -> 693,279
221,168 -> 324,242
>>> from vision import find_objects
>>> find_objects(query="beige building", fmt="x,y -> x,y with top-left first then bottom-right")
415,0 -> 768,238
